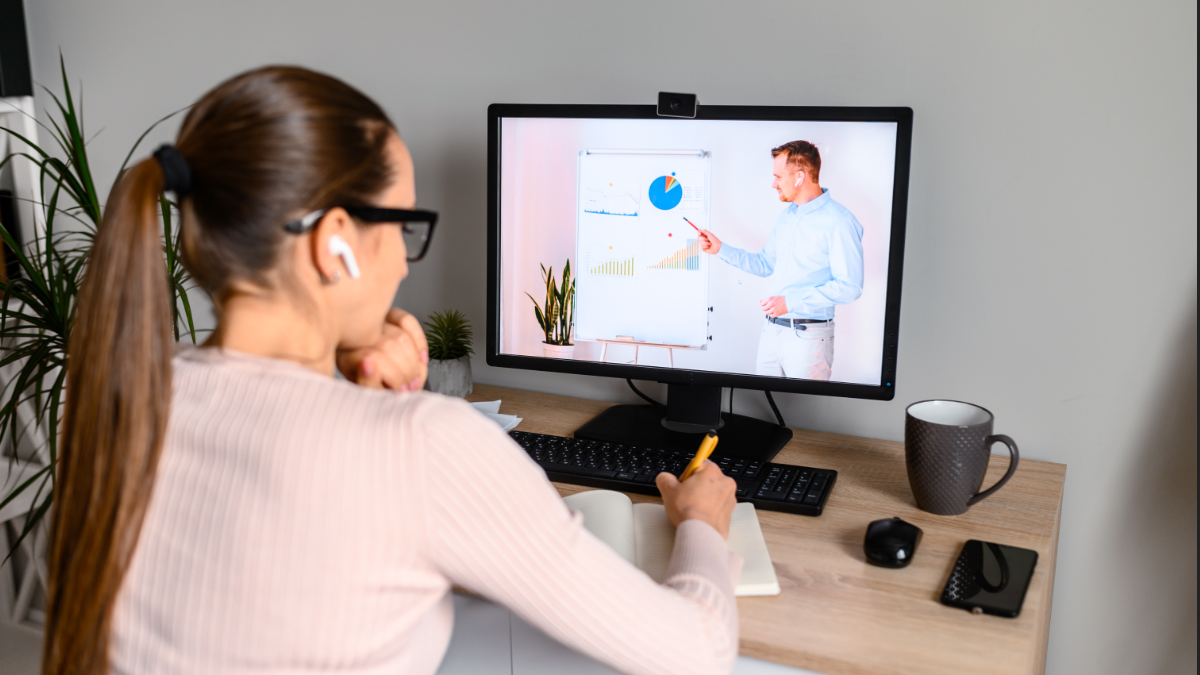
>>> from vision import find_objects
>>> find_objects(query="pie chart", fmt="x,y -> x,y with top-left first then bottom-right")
648,173 -> 683,210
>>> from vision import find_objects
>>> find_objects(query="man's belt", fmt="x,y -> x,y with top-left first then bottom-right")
766,316 -> 832,329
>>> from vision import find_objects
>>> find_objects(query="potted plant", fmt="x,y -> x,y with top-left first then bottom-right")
423,309 -> 473,397
526,260 -> 575,359
0,59 -> 196,564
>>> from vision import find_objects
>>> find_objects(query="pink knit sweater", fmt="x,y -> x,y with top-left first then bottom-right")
109,347 -> 740,674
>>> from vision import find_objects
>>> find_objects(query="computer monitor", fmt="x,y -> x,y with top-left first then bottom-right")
487,103 -> 912,461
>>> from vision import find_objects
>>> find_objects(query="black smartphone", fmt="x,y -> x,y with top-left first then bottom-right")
940,540 -> 1038,618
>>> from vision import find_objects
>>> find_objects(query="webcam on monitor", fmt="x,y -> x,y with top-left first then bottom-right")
657,92 -> 697,118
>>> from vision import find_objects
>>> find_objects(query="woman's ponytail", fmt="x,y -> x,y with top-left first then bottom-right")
43,158 -> 174,675
40,65 -> 396,674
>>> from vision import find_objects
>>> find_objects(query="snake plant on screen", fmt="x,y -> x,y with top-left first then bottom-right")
0,58 -> 196,559
526,260 -> 575,346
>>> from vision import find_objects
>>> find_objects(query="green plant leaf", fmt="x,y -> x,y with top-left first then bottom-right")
0,57 -> 200,561
114,107 -> 189,194
424,309 -> 474,361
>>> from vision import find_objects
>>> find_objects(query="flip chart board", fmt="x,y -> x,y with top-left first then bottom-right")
574,149 -> 711,350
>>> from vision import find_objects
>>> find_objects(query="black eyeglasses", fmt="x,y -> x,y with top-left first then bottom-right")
283,206 -> 439,262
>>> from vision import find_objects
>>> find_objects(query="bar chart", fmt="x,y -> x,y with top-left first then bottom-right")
588,256 -> 636,276
649,239 -> 700,271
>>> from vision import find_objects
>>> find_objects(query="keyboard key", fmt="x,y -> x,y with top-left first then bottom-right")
635,474 -> 658,484
803,491 -> 821,505
560,467 -> 618,479
616,472 -> 637,481
776,468 -> 799,494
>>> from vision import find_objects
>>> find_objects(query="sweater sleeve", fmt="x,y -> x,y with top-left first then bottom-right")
412,397 -> 740,675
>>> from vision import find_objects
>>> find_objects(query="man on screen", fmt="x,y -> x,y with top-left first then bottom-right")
698,141 -> 864,380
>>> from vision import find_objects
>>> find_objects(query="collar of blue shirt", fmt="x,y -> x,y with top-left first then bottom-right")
788,187 -> 831,218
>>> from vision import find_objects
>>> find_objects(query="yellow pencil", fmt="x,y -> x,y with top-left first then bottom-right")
680,430 -> 719,482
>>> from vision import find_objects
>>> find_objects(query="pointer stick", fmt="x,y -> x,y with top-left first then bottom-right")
683,217 -> 700,232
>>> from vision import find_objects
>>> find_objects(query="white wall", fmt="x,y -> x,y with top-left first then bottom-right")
22,1 -> 1196,673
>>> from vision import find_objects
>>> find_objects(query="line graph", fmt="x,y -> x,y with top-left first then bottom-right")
648,239 -> 700,271
583,184 -> 639,217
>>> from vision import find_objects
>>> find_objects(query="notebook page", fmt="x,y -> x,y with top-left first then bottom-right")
631,504 -> 677,584
562,490 -> 636,564
725,503 -> 781,596
631,502 -> 780,596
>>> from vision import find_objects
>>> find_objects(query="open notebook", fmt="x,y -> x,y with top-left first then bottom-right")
563,490 -> 781,596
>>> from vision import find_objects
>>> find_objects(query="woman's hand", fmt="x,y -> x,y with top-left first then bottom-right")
656,461 -> 737,539
336,308 -> 429,392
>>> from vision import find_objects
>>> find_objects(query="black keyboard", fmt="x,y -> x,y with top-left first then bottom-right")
510,430 -> 836,516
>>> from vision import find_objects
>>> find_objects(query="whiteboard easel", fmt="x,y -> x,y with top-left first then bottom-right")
596,338 -> 701,369
574,149 -> 711,349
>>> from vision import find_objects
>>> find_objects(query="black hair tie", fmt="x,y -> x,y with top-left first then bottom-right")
153,144 -> 192,198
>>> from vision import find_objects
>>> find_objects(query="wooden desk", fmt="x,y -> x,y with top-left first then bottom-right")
469,385 -> 1066,675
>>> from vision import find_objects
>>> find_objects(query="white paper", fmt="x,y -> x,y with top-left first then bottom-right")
470,401 -> 521,432
632,504 -> 676,584
563,490 -> 637,564
470,400 -> 502,414
486,413 -> 522,432
563,491 -> 780,596
633,501 -> 780,596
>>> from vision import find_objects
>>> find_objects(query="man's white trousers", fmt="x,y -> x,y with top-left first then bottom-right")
754,320 -> 834,381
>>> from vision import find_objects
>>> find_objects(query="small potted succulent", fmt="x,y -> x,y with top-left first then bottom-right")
526,260 -> 575,359
424,309 -> 474,397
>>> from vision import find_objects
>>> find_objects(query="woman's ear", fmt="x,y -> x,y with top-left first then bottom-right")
310,208 -> 360,283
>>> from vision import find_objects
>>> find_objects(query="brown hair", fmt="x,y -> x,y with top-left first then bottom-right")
43,66 -> 396,675
771,140 -> 821,183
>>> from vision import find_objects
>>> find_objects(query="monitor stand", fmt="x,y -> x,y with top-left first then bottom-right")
573,384 -> 792,463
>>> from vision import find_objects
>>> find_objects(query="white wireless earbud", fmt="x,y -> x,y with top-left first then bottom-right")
327,235 -> 361,279
794,175 -> 803,187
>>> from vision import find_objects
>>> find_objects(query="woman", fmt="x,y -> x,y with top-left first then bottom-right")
44,66 -> 740,675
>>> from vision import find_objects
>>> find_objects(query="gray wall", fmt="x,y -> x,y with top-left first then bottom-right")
23,1 -> 1197,673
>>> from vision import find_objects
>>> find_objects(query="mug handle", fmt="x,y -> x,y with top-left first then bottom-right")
967,434 -> 1020,506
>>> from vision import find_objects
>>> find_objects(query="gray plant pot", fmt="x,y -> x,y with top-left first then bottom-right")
426,356 -> 473,398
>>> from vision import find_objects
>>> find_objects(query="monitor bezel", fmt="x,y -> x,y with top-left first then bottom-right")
486,103 -> 912,401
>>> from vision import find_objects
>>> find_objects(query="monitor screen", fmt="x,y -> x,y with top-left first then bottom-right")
488,106 -> 911,399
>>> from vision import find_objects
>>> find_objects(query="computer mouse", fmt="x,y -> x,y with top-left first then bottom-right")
863,517 -> 922,568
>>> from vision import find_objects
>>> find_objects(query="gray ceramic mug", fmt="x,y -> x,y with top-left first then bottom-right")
904,400 -> 1019,516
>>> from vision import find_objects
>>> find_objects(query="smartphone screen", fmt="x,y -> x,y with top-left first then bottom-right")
941,540 -> 1038,617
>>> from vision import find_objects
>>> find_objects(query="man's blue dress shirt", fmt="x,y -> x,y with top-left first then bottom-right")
715,189 -> 864,321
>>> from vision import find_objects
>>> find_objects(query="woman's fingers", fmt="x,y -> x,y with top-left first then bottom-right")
335,347 -> 381,389
336,308 -> 430,392
375,324 -> 426,390
355,352 -> 385,389
386,308 -> 429,364
656,460 -> 737,539
366,345 -> 424,391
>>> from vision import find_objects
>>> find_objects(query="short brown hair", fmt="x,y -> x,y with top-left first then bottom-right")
771,140 -> 821,183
